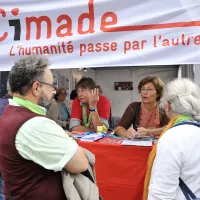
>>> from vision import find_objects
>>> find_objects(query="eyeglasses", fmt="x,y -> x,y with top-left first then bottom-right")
35,81 -> 57,91
59,92 -> 67,96
141,88 -> 155,93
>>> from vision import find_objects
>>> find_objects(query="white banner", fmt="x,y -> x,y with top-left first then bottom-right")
0,0 -> 200,70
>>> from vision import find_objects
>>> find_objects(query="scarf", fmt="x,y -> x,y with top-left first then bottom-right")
58,102 -> 70,121
82,104 -> 92,128
143,114 -> 193,200
12,96 -> 46,116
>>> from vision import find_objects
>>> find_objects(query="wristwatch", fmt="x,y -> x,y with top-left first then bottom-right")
89,107 -> 97,112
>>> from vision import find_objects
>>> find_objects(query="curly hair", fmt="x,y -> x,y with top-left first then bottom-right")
8,55 -> 48,95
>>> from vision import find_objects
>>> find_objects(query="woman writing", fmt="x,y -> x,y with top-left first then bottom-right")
115,76 -> 169,138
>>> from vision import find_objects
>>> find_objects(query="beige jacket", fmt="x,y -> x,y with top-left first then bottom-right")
62,149 -> 102,200
46,98 -> 67,128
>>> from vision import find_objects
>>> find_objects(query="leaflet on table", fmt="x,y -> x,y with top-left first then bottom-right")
121,139 -> 153,146
80,133 -> 105,142
71,131 -> 117,140
99,137 -> 123,144
71,134 -> 84,139
71,131 -> 97,140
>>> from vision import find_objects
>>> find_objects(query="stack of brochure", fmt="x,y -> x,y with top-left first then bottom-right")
80,133 -> 104,142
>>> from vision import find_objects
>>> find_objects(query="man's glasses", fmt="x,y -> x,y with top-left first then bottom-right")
34,81 -> 57,91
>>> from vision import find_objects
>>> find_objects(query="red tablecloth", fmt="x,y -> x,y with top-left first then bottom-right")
79,141 -> 152,200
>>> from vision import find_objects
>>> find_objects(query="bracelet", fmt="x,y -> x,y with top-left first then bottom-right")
89,107 -> 97,112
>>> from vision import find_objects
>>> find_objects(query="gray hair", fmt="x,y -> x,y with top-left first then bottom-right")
8,55 -> 49,95
164,78 -> 200,121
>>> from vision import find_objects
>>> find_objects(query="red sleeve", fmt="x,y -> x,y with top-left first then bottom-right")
71,98 -> 82,119
97,96 -> 110,120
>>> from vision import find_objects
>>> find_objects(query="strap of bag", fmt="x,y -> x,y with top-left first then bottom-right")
133,102 -> 141,130
172,121 -> 200,200
179,178 -> 197,200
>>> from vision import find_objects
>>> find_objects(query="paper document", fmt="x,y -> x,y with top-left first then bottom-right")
80,133 -> 104,142
71,134 -> 84,139
121,139 -> 152,146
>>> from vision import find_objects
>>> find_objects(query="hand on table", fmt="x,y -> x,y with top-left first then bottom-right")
126,128 -> 137,139
136,127 -> 150,137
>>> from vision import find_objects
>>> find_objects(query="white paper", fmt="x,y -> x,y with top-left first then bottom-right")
80,133 -> 104,142
121,139 -> 152,146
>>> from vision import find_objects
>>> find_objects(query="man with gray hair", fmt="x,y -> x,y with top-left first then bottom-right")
0,55 -> 88,200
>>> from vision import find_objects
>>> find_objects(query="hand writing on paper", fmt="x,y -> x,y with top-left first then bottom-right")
136,127 -> 149,137
126,128 -> 137,139
88,88 -> 99,108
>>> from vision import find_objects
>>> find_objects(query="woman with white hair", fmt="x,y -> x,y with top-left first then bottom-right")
143,78 -> 200,200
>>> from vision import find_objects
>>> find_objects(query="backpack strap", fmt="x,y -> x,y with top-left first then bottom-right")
179,178 -> 197,200
172,121 -> 200,200
133,102 -> 141,130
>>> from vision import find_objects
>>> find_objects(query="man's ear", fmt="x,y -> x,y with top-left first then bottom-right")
31,82 -> 40,97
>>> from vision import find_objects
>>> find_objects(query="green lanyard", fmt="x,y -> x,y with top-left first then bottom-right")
82,105 -> 92,128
